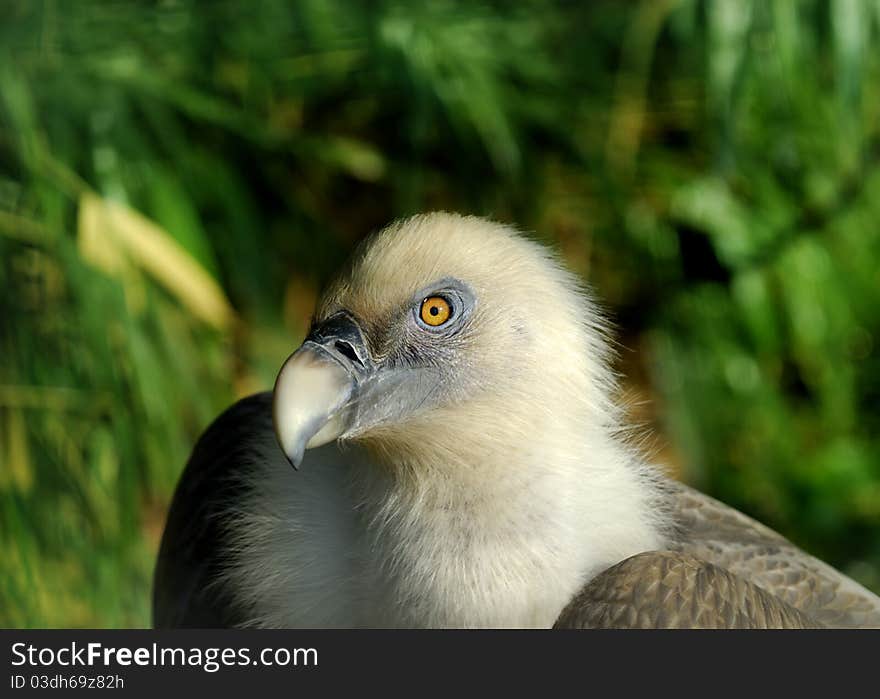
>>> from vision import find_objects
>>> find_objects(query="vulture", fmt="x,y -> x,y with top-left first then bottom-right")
153,212 -> 880,629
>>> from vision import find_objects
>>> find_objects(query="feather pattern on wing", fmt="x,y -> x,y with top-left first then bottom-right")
555,481 -> 880,628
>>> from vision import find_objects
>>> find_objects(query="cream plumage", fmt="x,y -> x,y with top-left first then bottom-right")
153,212 -> 880,628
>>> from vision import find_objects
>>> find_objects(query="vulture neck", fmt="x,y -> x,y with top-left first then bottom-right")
350,393 -> 667,627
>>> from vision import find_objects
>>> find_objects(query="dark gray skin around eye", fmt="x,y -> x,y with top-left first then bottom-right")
357,278 -> 476,368
389,279 -> 477,370
411,278 -> 476,333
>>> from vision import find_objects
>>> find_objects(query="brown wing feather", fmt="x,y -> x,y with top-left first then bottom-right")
555,480 -> 880,629
667,481 -> 880,628
554,551 -> 819,629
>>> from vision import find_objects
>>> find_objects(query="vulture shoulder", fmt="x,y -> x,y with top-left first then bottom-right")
556,481 -> 880,629
555,550 -> 819,629
152,393 -> 272,628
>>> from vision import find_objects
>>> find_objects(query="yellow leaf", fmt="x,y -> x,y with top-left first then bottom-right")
2,408 -> 34,494
77,193 -> 124,277
77,193 -> 234,330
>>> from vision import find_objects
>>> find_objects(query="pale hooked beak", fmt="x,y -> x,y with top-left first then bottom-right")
272,313 -> 371,469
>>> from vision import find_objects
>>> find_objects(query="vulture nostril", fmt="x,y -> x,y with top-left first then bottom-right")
334,340 -> 362,367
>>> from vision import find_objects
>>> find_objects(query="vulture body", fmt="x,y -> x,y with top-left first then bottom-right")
153,213 -> 880,628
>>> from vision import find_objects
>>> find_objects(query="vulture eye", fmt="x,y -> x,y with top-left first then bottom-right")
419,296 -> 452,327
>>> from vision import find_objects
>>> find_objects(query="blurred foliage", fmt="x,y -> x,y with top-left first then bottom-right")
2,0 -> 880,627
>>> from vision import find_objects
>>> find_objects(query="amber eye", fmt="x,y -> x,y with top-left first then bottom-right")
419,296 -> 452,326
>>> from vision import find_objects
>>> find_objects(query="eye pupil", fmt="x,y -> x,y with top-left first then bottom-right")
430,306 -> 439,316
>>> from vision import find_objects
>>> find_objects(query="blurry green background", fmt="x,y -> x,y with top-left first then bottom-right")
2,0 -> 880,627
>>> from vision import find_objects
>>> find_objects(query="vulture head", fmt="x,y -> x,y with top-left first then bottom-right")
275,213 -> 617,471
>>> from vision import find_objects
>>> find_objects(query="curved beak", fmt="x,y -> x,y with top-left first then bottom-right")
272,313 -> 371,469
